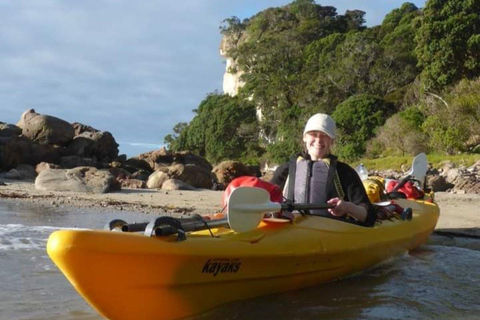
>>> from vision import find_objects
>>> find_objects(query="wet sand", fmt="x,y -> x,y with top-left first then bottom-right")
0,179 -> 478,236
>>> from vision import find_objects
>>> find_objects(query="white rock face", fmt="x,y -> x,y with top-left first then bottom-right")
222,57 -> 244,96
220,36 -> 244,96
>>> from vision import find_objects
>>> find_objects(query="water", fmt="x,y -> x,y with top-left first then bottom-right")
1,199 -> 479,320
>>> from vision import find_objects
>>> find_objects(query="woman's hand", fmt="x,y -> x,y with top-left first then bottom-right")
327,197 -> 348,217
327,197 -> 368,222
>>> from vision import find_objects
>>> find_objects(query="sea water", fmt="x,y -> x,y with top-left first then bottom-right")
1,199 -> 479,320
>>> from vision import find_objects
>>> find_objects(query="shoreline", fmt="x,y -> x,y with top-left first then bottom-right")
1,179 -> 479,237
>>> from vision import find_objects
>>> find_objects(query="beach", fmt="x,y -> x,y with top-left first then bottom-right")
0,179 -> 479,236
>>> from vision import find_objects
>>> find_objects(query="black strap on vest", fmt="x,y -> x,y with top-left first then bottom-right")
287,156 -> 297,201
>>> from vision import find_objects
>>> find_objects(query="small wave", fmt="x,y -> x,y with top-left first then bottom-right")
0,224 -> 87,251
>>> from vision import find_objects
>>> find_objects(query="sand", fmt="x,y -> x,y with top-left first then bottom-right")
0,179 -> 478,236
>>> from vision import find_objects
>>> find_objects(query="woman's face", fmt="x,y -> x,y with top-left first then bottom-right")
303,130 -> 333,160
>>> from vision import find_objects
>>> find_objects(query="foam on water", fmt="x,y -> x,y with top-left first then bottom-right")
0,224 -> 87,251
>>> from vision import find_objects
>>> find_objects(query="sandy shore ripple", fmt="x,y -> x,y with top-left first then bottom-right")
0,179 -> 478,237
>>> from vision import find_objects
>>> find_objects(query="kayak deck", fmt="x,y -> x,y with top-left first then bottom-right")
47,198 -> 439,320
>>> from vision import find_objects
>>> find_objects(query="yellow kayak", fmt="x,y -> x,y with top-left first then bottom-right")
47,187 -> 439,320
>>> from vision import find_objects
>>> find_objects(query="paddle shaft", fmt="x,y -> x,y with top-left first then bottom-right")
281,203 -> 335,211
153,218 -> 228,236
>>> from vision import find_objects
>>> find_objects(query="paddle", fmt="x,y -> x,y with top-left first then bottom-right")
227,186 -> 334,232
391,152 -> 428,192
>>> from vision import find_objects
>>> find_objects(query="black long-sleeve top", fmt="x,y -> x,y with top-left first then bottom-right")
270,154 -> 377,227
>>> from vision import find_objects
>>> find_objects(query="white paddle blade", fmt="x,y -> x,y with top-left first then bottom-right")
227,187 -> 282,233
409,153 -> 428,185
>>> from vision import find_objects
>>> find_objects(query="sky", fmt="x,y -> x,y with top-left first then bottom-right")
0,0 -> 426,157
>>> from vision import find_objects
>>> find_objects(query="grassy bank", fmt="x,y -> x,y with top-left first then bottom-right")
353,153 -> 480,171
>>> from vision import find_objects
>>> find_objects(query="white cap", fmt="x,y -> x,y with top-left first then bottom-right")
303,113 -> 336,139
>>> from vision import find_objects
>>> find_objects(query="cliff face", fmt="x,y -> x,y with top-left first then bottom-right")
219,34 -> 244,96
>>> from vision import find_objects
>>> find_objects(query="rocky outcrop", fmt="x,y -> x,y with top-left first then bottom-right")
18,109 -> 74,145
35,167 -> 115,193
220,34 -> 245,96
66,129 -> 119,162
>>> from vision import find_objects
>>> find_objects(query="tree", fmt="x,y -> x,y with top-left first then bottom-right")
415,0 -> 480,90
166,94 -> 261,164
164,122 -> 187,150
332,94 -> 394,160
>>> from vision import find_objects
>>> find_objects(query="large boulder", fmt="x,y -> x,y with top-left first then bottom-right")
3,164 -> 36,180
18,109 -> 74,145
161,179 -> 196,191
36,162 -> 62,174
426,175 -> 451,192
135,148 -> 173,170
146,170 -> 169,189
66,130 -> 119,162
123,158 -> 154,174
212,160 -> 255,189
168,163 -> 214,189
35,167 -> 115,193
173,151 -> 213,171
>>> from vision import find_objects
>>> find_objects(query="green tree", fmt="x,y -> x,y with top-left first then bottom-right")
415,0 -> 480,90
332,94 -> 394,160
164,122 -> 187,150
166,94 -> 261,164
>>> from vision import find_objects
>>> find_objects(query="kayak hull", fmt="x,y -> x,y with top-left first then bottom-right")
47,198 -> 439,320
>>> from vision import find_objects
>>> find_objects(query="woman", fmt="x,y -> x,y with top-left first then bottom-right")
270,113 -> 376,226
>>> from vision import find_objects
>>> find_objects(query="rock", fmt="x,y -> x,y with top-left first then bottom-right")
174,151 -> 212,171
66,130 -> 119,162
36,162 -> 62,174
247,165 -> 262,178
262,170 -> 275,182
59,156 -> 98,169
161,179 -> 196,191
35,167 -> 115,193
19,109 -> 74,145
108,167 -> 132,181
121,178 -> 146,189
0,122 -> 22,137
452,174 -> 480,194
426,174 -> 451,192
71,122 -> 97,136
131,170 -> 151,181
123,158 -> 153,174
168,163 -> 214,189
146,170 -> 169,189
16,164 -> 36,179
440,161 -> 456,173
4,169 -> 21,179
0,136 -> 34,169
135,148 -> 173,169
212,160 -> 255,189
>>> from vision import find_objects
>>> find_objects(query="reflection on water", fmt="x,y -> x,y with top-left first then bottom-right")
1,199 -> 479,320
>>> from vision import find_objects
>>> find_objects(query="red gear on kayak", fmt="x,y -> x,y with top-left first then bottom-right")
222,176 -> 283,208
386,180 -> 425,199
